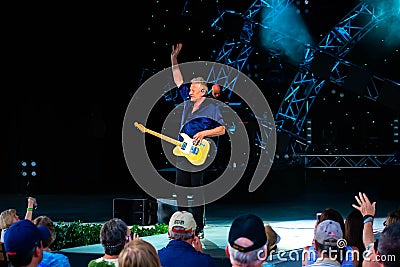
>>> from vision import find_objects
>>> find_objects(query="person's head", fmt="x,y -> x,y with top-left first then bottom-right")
118,239 -> 161,267
189,77 -> 208,102
168,211 -> 196,240
264,225 -> 280,257
344,209 -> 364,250
314,219 -> 343,255
211,84 -> 221,99
383,209 -> 400,227
227,214 -> 268,267
319,208 -> 345,237
33,216 -> 56,249
376,222 -> 400,267
100,218 -> 130,256
0,209 -> 19,229
4,219 -> 50,267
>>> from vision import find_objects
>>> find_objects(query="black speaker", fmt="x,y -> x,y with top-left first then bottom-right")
113,198 -> 158,226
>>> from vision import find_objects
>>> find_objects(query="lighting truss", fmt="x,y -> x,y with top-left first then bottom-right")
299,154 -> 397,169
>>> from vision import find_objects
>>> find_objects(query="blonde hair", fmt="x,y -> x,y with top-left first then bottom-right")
0,209 -> 16,229
118,239 -> 161,267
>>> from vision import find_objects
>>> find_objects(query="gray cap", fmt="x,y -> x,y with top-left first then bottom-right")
315,220 -> 343,246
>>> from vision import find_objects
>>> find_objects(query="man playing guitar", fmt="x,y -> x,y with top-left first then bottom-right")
170,43 -> 226,238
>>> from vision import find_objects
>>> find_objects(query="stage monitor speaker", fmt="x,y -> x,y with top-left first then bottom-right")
310,51 -> 337,80
156,198 -> 199,224
343,66 -> 370,95
113,198 -> 158,226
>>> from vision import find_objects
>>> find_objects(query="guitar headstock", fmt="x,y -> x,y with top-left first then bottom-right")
134,122 -> 146,133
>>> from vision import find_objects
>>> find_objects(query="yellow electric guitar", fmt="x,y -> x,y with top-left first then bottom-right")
134,122 -> 212,166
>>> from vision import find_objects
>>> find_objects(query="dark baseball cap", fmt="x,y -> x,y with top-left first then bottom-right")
228,214 -> 267,252
4,219 -> 50,255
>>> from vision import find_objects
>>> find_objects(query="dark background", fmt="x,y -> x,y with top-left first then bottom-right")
2,1 -> 399,200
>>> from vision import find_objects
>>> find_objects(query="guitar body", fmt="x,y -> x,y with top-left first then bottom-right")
172,133 -> 210,166
134,122 -> 213,166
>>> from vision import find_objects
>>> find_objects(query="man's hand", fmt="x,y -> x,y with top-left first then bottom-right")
192,236 -> 203,252
171,43 -> 182,61
193,130 -> 208,145
171,43 -> 184,87
352,192 -> 376,217
27,196 -> 37,209
193,126 -> 226,145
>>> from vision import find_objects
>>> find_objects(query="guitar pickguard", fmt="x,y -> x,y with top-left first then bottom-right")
134,122 -> 212,166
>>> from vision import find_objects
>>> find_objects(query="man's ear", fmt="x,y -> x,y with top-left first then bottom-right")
34,246 -> 42,257
375,249 -> 382,263
225,245 -> 230,258
314,241 -> 319,251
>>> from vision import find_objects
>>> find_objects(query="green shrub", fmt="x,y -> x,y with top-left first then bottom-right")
52,221 -> 168,251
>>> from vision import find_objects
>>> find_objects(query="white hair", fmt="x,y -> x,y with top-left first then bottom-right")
168,226 -> 195,240
228,243 -> 267,267
190,77 -> 208,92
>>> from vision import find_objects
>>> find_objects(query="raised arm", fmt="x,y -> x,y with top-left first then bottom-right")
352,192 -> 376,247
24,196 -> 36,221
171,43 -> 184,88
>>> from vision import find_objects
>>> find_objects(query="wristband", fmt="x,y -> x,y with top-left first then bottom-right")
363,215 -> 374,220
363,217 -> 374,224
365,242 -> 374,251
27,207 -> 33,211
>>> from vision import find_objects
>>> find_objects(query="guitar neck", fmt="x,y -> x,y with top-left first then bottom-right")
144,128 -> 181,146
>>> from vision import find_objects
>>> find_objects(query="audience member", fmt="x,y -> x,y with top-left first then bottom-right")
158,211 -> 217,267
118,239 -> 161,267
373,222 -> 400,267
88,218 -> 134,267
0,197 -> 37,242
226,213 -> 268,267
4,219 -> 50,267
352,192 -> 400,267
33,215 -> 71,267
309,219 -> 350,267
345,209 -> 365,267
303,208 -> 359,267
264,224 -> 280,258
382,209 -> 400,227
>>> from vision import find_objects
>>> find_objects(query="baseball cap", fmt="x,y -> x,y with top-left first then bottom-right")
228,214 -> 267,253
168,211 -> 197,233
315,219 -> 343,247
4,219 -> 50,255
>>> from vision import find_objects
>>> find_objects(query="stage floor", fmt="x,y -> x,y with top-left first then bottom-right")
1,191 -> 397,266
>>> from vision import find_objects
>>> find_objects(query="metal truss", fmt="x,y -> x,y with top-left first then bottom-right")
299,154 -> 397,169
140,1 -> 398,160
210,0 -> 294,97
275,1 -> 394,153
